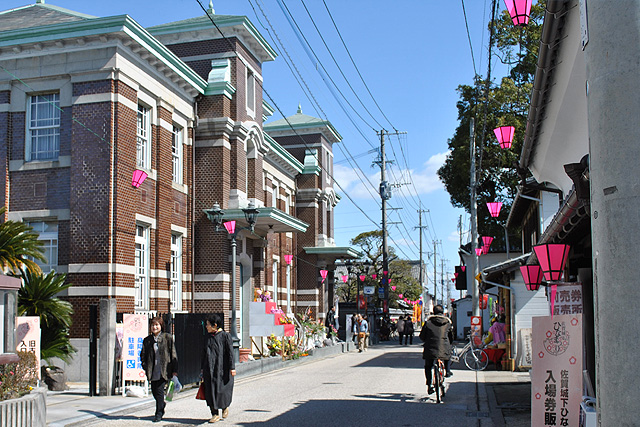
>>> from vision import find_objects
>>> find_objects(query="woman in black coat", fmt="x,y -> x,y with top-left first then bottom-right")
140,317 -> 178,423
201,314 -> 236,423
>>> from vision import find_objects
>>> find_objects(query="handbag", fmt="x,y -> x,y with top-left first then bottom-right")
195,382 -> 206,400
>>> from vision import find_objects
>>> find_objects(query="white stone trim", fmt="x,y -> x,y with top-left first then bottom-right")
194,292 -> 230,300
296,301 -> 320,307
194,274 -> 230,282
135,213 -> 157,229
151,269 -> 170,279
171,224 -> 188,237
8,209 -> 70,221
67,263 -> 136,275
195,139 -> 231,149
296,289 -> 319,295
150,289 -> 171,299
158,117 -> 174,133
63,286 -> 136,297
182,274 -> 192,282
72,93 -> 138,113
9,156 -> 72,172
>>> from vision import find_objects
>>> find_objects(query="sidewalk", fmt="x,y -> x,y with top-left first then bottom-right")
46,341 -> 352,426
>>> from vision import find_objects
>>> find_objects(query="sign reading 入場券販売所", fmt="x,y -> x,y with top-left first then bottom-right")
122,314 -> 148,381
531,314 -> 583,427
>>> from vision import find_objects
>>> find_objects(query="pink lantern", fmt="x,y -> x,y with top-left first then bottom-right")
371,274 -> 377,280
475,248 -> 483,256
482,236 -> 494,254
494,126 -> 515,148
284,254 -> 293,265
534,243 -> 570,282
486,202 -> 503,218
223,220 -> 236,235
398,293 -> 403,298
454,272 -> 459,278
341,275 -> 348,284
359,274 -> 366,282
461,266 -> 466,272
383,271 -> 388,276
520,265 -> 543,291
320,269 -> 328,283
391,286 -> 396,291
132,169 -> 148,188
503,0 -> 532,26
451,278 -> 456,283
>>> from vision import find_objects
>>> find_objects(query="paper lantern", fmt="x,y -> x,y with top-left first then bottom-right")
494,126 -> 515,148
475,248 -> 483,256
359,274 -> 366,282
503,0 -> 532,26
341,275 -> 348,284
482,236 -> 494,255
391,286 -> 396,291
520,265 -> 543,291
479,294 -> 489,310
132,169 -> 148,188
284,254 -> 293,265
371,274 -> 377,280
486,202 -> 503,218
320,269 -> 328,284
534,244 -> 570,281
223,220 -> 236,235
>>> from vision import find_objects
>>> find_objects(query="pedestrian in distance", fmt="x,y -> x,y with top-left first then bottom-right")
419,305 -> 454,395
201,314 -> 236,423
363,315 -> 370,351
404,316 -> 414,345
357,314 -> 369,352
140,316 -> 178,423
325,306 -> 338,338
397,315 -> 405,345
351,314 -> 359,343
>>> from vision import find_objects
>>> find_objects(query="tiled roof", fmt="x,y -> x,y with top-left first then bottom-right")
0,3 -> 95,33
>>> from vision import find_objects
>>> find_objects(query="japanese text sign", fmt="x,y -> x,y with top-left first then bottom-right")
122,314 -> 147,380
15,316 -> 40,379
549,283 -> 583,316
532,314 -> 583,427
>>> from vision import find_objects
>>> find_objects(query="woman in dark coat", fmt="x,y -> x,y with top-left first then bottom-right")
404,317 -> 414,345
140,317 -> 178,423
201,314 -> 236,423
419,305 -> 454,394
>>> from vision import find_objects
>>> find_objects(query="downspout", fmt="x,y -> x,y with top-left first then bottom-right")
191,100 -> 198,313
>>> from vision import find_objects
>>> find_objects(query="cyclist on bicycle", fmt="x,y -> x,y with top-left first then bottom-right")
419,304 -> 454,394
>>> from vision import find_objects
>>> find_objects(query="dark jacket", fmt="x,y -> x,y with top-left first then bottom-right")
405,319 -> 414,335
419,315 -> 453,360
201,329 -> 235,410
326,310 -> 336,330
140,332 -> 178,382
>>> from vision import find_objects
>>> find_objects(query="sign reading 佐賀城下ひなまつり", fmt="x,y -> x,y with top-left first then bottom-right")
531,314 -> 583,427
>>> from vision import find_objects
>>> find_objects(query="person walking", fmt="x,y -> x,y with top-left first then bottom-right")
357,314 -> 369,352
351,314 -> 359,343
404,316 -> 414,345
396,315 -> 405,345
325,306 -> 338,338
419,305 -> 454,395
201,314 -> 236,423
362,315 -> 370,352
140,317 -> 178,423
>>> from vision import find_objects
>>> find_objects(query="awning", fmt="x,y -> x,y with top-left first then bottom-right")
221,207 -> 309,234
303,246 -> 362,264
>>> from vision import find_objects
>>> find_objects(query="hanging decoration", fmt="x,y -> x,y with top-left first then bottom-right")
132,169 -> 148,188
493,125 -> 515,148
479,294 -> 489,310
503,0 -> 532,27
533,243 -> 570,281
391,286 -> 396,291
320,269 -> 328,284
341,275 -> 348,284
482,236 -> 494,255
475,248 -> 483,256
223,220 -> 236,235
284,254 -> 293,265
359,274 -> 366,282
371,274 -> 377,280
486,202 -> 503,218
520,265 -> 543,291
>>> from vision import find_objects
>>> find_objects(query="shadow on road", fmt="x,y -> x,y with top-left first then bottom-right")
353,351 -> 424,369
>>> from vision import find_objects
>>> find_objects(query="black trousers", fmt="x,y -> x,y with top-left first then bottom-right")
424,359 -> 451,386
404,333 -> 413,345
150,379 -> 167,418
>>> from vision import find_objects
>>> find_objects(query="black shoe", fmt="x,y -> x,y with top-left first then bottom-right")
153,416 -> 161,423
427,386 -> 435,395
445,371 -> 453,378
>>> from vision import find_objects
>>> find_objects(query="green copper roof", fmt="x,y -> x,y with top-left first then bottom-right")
303,246 -> 362,259
0,2 -> 96,32
0,13 -> 207,94
264,106 -> 342,143
147,11 -> 276,62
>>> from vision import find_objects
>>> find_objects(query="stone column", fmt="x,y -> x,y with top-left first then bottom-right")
99,298 -> 116,396
584,1 -> 640,424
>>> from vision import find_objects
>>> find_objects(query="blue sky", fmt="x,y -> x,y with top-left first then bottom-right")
4,0 -> 507,296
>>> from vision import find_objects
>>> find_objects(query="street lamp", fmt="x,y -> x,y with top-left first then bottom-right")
205,201 -> 260,363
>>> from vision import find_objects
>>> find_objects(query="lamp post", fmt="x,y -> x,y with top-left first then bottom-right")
205,201 -> 260,363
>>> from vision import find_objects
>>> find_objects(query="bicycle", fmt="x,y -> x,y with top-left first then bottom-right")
450,334 -> 489,371
432,358 -> 446,403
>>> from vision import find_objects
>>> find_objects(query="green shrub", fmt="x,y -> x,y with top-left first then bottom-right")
0,351 -> 39,401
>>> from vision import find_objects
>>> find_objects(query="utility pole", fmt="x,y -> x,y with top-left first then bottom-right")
470,118 -> 480,317
458,215 -> 463,299
440,258 -> 445,311
433,241 -> 438,305
416,206 -> 428,322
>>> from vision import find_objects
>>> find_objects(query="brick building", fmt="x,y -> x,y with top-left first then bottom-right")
0,0 -> 357,363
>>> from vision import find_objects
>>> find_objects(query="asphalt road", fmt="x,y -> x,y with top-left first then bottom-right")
81,342 -> 496,427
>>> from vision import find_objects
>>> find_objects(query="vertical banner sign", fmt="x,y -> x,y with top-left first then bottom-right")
470,316 -> 482,348
532,315 -> 583,427
15,316 -> 41,379
123,314 -> 148,381
515,328 -> 533,369
550,283 -> 583,316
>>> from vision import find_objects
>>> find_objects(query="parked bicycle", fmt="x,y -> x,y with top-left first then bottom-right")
450,334 -> 489,371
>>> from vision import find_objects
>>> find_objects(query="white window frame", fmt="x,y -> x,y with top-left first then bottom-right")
26,220 -> 58,271
170,234 -> 182,311
137,104 -> 151,170
272,184 -> 278,209
246,68 -> 255,117
272,261 -> 278,305
172,125 -> 183,184
27,93 -> 61,161
135,225 -> 150,310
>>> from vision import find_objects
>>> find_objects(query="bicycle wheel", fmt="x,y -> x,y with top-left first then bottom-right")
464,348 -> 489,371
433,360 -> 441,403
438,361 -> 446,399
